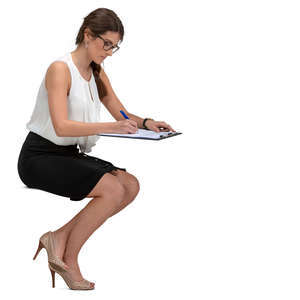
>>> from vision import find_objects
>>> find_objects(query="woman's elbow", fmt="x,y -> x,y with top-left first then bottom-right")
54,121 -> 67,137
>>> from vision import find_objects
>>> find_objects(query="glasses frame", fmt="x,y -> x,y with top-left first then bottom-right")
97,34 -> 120,54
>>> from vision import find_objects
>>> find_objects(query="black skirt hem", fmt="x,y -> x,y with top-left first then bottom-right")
69,166 -> 127,201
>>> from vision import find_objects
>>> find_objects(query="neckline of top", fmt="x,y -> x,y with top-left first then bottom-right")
68,52 -> 93,83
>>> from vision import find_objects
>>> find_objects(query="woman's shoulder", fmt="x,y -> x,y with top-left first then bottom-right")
45,60 -> 71,92
46,53 -> 71,73
46,60 -> 71,80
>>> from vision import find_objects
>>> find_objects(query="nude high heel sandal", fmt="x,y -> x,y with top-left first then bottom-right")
48,262 -> 95,290
33,231 -> 69,270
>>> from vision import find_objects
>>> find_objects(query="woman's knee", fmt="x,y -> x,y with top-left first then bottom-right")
86,173 -> 126,204
112,170 -> 140,199
125,173 -> 140,199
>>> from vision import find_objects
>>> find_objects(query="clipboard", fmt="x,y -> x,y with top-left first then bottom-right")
97,128 -> 182,140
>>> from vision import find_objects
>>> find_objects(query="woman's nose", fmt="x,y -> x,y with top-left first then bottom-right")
106,49 -> 113,56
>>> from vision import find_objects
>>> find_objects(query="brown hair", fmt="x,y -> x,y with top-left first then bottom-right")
75,8 -> 124,99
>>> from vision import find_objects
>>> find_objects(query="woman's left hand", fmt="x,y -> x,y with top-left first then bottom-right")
145,120 -> 176,133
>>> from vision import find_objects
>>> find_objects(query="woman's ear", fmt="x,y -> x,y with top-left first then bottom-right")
83,27 -> 92,42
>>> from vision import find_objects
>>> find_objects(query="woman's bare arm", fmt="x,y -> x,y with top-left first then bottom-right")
99,69 -> 146,128
98,69 -> 175,133
45,61 -> 116,137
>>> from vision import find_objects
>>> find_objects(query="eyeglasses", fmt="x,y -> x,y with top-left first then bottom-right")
97,34 -> 120,54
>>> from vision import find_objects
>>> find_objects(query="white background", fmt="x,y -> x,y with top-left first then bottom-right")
1,0 -> 300,299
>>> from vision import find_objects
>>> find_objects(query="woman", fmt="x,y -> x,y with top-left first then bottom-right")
17,8 -> 175,290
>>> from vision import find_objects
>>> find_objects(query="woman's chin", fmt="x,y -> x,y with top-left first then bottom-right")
94,56 -> 105,64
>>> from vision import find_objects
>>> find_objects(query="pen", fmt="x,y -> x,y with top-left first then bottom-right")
120,110 -> 129,119
120,110 -> 140,134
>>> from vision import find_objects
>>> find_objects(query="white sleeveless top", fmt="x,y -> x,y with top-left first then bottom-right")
26,52 -> 102,153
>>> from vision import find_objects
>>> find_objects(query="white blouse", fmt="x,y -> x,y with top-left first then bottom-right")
26,52 -> 102,153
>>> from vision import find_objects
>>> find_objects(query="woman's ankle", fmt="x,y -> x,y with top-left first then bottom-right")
63,254 -> 79,267
52,228 -> 69,241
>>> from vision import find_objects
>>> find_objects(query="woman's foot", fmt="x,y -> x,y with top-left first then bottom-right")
63,258 -> 95,288
52,231 -> 95,288
51,230 -> 69,262
51,231 -> 87,281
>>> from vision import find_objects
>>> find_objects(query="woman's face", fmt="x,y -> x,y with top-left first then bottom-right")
85,30 -> 121,64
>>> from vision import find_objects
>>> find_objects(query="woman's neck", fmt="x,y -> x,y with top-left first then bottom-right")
71,45 -> 92,74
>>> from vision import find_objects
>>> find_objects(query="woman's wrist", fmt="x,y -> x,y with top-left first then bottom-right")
97,122 -> 117,134
142,118 -> 154,130
126,112 -> 148,129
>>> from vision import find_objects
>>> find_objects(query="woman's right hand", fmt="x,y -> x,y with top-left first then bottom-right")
113,119 -> 138,134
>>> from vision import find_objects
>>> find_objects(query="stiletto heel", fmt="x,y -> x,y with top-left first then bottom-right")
34,231 -> 94,290
33,240 -> 44,260
50,267 -> 55,288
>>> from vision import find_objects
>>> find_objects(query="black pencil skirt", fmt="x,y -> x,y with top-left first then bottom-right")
17,131 -> 127,201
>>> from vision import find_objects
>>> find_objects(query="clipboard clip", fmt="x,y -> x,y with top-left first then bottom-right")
159,132 -> 174,138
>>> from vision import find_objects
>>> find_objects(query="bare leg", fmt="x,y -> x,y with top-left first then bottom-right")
51,188 -> 133,260
51,171 -> 138,282
108,196 -> 134,218
60,190 -> 124,281
51,210 -> 84,260
52,175 -> 137,261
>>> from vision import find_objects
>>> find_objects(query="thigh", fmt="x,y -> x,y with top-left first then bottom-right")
86,172 -> 125,198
